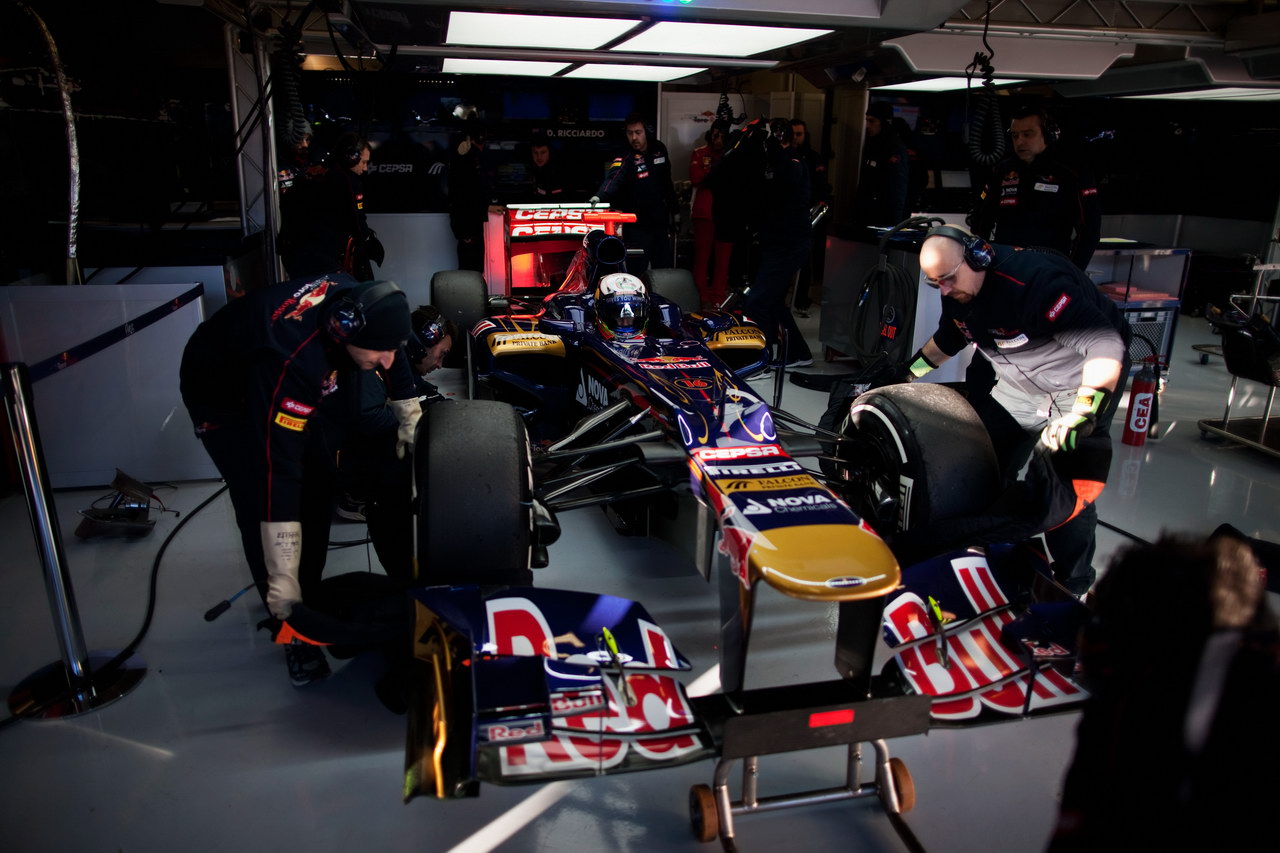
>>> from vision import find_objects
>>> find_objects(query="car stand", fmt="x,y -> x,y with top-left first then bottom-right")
689,683 -> 932,851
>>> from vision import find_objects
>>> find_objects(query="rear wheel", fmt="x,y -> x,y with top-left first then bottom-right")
645,268 -> 700,314
430,270 -> 489,331
838,383 -> 999,535
415,400 -> 532,586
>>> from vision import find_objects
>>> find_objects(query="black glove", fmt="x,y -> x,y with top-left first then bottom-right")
365,231 -> 385,267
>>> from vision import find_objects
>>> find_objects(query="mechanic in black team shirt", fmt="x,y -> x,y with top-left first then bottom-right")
180,275 -> 417,685
900,227 -> 1129,595
592,114 -> 677,274
970,105 -> 1101,271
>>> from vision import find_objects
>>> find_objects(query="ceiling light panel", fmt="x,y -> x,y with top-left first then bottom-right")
1119,87 -> 1280,101
441,58 -> 569,77
612,22 -> 832,58
446,12 -> 640,50
873,78 -> 1027,92
565,64 -> 707,82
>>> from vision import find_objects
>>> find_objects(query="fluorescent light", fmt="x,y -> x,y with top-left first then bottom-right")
441,58 -> 569,77
1119,87 -> 1280,101
446,12 -> 640,50
612,22 -> 832,58
565,64 -> 706,82
874,78 -> 1027,92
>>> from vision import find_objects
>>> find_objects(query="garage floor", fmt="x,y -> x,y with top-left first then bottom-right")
1,310 -> 1276,852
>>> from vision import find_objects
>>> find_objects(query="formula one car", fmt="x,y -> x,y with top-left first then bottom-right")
398,208 -> 1093,847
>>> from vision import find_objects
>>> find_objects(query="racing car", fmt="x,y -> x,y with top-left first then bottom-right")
399,208 -> 1093,845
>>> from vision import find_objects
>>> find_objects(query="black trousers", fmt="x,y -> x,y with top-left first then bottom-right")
744,238 -> 812,362
971,367 -> 1129,595
198,415 -> 338,608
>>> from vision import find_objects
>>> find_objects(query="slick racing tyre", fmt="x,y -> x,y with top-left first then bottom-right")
644,268 -> 700,314
430,270 -> 489,331
431,269 -> 489,387
838,383 -> 999,535
415,400 -> 533,586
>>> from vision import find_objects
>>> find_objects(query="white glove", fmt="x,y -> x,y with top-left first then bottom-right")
389,398 -> 423,459
261,521 -> 302,619
588,195 -> 601,204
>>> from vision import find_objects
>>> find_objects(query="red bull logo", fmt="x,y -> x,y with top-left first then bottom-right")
283,280 -> 332,321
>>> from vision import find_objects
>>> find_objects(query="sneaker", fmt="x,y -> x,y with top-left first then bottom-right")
785,356 -> 814,368
285,641 -> 331,687
335,493 -> 366,523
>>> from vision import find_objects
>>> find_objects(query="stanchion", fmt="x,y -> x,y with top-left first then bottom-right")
3,362 -> 145,720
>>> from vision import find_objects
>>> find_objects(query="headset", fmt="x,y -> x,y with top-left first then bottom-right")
327,280 -> 404,343
332,133 -> 367,169
1011,105 -> 1060,145
925,224 -> 995,271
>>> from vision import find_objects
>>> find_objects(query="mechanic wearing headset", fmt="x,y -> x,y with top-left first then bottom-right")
901,226 -> 1130,595
969,105 -> 1101,271
591,114 -> 677,274
278,133 -> 385,281
334,305 -> 457,582
179,274 -> 419,685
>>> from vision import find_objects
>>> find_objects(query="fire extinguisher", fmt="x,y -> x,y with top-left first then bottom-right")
1122,359 -> 1158,446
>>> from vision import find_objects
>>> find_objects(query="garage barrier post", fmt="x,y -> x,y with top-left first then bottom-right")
3,362 -> 145,720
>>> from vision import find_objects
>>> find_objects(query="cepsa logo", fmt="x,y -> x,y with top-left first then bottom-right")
693,444 -> 784,462
513,209 -> 587,221
511,223 -> 595,237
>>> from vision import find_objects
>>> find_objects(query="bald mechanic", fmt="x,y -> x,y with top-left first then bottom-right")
901,227 -> 1129,594
180,274 -> 420,685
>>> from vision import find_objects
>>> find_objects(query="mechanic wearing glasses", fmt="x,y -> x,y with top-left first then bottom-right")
180,275 -> 418,685
902,227 -> 1129,596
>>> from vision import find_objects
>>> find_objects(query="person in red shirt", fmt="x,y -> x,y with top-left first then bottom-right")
689,120 -> 733,309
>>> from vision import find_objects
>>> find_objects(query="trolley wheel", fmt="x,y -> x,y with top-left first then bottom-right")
1200,353 -> 1210,365
689,784 -> 718,843
888,757 -> 916,813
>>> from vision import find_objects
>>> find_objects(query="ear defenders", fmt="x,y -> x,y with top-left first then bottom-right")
327,280 -> 404,343
925,225 -> 995,271
332,133 -> 366,169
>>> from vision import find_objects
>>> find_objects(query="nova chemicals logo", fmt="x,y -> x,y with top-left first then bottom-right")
826,576 -> 867,589
675,377 -> 712,390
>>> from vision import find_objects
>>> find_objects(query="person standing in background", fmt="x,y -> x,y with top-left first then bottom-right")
689,120 -> 732,309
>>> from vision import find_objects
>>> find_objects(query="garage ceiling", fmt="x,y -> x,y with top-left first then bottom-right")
238,0 -> 1280,95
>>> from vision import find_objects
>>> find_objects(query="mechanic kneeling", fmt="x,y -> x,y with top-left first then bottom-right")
179,274 -> 419,686
902,226 -> 1130,595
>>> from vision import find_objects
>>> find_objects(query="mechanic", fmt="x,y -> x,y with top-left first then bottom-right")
901,226 -> 1130,595
969,105 -> 1101,271
689,120 -> 732,309
179,274 -> 419,685
449,123 -> 491,272
789,118 -> 830,316
591,114 -> 677,274
335,305 -> 456,583
853,102 -> 910,228
526,137 -> 567,203
742,119 -> 814,368
278,133 -> 384,281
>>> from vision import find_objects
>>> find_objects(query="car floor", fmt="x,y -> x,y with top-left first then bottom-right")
0,309 -> 1277,853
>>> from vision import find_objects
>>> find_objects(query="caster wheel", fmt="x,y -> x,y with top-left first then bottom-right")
1200,353 -> 1210,365
889,757 -> 916,813
689,784 -> 718,843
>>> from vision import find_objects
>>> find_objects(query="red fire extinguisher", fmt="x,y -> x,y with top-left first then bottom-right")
1122,359 -> 1158,446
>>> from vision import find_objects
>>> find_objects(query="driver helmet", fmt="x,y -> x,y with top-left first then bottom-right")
595,273 -> 648,340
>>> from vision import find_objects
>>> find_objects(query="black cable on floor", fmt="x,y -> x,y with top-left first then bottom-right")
1098,518 -> 1152,547
0,484 -> 229,732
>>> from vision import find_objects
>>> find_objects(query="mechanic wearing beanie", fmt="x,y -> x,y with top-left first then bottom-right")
854,101 -> 910,228
180,274 -> 418,685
